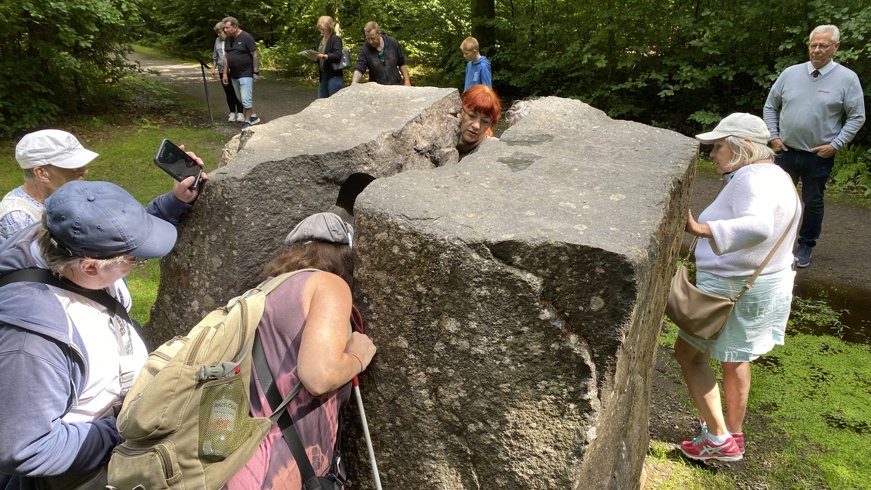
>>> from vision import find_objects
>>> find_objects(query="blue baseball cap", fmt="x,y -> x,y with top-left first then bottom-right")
45,181 -> 178,259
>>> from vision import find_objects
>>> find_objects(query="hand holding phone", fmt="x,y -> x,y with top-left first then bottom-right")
154,139 -> 203,190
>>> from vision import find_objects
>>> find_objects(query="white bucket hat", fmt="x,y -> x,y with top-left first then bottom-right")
15,129 -> 99,170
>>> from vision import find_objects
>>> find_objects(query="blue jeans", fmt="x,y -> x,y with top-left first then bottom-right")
776,150 -> 834,248
318,75 -> 344,98
231,77 -> 254,109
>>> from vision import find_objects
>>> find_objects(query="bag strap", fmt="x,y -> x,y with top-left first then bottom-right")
684,184 -> 802,301
0,267 -> 136,327
252,329 -> 322,490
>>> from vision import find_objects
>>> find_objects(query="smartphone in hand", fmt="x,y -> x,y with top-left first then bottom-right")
154,139 -> 202,190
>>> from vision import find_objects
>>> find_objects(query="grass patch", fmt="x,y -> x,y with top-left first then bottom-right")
750,334 -> 871,489
788,294 -> 849,338
644,440 -> 733,489
696,154 -> 717,174
652,305 -> 870,488
126,261 -> 161,324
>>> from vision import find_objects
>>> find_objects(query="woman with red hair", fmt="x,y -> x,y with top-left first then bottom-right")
457,85 -> 501,159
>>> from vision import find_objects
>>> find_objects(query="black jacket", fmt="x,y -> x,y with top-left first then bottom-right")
319,33 -> 344,80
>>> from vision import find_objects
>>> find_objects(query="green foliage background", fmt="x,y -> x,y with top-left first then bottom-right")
0,0 -> 141,135
2,0 -> 870,146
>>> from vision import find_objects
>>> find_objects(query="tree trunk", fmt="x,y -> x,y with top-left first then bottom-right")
471,0 -> 496,55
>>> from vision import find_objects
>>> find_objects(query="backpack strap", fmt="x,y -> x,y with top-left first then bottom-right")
252,329 -> 322,490
0,267 -> 138,328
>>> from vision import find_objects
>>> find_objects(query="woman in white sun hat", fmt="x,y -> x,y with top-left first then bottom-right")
675,113 -> 800,462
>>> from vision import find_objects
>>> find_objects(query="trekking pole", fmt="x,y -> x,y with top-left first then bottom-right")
351,306 -> 383,490
198,59 -> 214,126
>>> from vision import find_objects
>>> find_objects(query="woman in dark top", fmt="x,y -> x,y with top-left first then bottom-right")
315,16 -> 344,98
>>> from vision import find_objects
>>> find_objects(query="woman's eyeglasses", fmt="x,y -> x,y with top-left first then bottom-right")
121,256 -> 150,267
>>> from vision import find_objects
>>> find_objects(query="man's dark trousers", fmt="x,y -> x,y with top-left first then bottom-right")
776,150 -> 835,248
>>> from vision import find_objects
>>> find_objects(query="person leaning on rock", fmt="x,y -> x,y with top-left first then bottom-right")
456,84 -> 502,160
0,168 -> 206,487
763,24 -> 865,269
676,113 -> 800,463
225,212 -> 376,489
351,21 -> 411,86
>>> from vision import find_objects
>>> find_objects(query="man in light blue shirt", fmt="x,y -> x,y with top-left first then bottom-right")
763,24 -> 865,268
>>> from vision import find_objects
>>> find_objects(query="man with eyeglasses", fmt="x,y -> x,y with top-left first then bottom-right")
351,21 -> 411,86
763,24 -> 865,269
0,177 -> 205,489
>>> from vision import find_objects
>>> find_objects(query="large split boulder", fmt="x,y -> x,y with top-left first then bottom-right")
147,84 -> 461,346
149,89 -> 697,488
346,97 -> 697,489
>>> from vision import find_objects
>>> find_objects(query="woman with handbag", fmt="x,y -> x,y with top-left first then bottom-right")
315,16 -> 345,98
675,113 -> 800,462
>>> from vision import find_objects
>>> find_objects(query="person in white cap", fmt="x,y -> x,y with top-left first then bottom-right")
674,113 -> 801,462
0,129 -> 206,242
0,130 -> 98,240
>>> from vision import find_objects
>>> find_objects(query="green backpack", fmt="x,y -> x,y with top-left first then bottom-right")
107,270 -> 311,489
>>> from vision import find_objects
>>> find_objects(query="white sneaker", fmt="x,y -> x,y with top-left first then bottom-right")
228,113 -> 236,122
236,113 -> 245,122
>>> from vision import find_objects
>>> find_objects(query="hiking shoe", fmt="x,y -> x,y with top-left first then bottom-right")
228,113 -> 237,122
680,431 -> 743,462
249,114 -> 260,125
235,112 -> 245,122
699,419 -> 745,454
795,244 -> 812,268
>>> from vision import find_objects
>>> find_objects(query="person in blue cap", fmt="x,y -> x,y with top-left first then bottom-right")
0,176 -> 205,489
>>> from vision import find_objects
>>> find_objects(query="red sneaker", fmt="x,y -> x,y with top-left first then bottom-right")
732,432 -> 745,454
680,432 -> 743,462
699,419 -> 745,454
